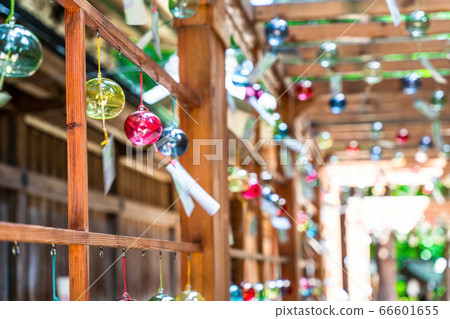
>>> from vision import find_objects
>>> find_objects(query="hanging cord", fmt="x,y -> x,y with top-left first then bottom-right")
153,97 -> 175,167
171,99 -> 179,160
6,0 -> 14,24
138,69 -> 149,111
121,249 -> 130,300
152,0 -> 157,14
51,245 -> 59,301
171,98 -> 176,127
185,253 -> 191,291
97,32 -> 109,146
97,32 -> 102,79
158,251 -> 164,293
274,0 -> 279,19
360,84 -> 373,113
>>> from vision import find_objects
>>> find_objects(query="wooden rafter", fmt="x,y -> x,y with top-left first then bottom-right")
253,0 -> 450,22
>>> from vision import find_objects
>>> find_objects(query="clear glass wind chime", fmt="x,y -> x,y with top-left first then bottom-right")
149,252 -> 174,301
0,0 -> 43,104
86,32 -> 125,145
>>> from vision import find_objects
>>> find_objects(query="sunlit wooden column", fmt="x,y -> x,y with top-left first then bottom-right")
276,95 -> 301,300
65,6 -> 90,301
176,2 -> 230,300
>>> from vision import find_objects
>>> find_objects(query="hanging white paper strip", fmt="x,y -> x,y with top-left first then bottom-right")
271,216 -> 292,230
151,8 -> 162,59
432,120 -> 444,149
413,98 -> 438,119
102,136 -> 116,195
166,160 -> 220,216
227,92 -> 237,115
247,96 -> 276,127
0,91 -> 11,108
329,73 -> 342,97
280,147 -> 294,179
137,29 -> 153,49
173,175 -> 195,217
260,198 -> 279,216
123,0 -> 149,25
419,57 -> 448,84
248,52 -> 278,84
385,0 -> 402,27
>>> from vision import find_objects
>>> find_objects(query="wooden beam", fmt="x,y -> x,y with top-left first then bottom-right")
65,7 -> 89,301
55,0 -> 199,107
305,76 -> 450,95
310,114 -> 450,127
293,38 -> 449,61
0,222 -> 201,253
285,58 -> 450,78
229,248 -> 289,264
287,19 -> 450,43
254,0 -> 450,22
177,4 -> 230,301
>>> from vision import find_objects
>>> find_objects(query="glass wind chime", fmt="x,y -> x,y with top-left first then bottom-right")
316,39 -> 346,114
86,32 -> 125,145
169,0 -> 199,19
0,0 -> 42,105
117,250 -> 136,301
360,60 -> 383,112
370,121 -> 383,161
175,254 -> 204,301
124,70 -> 162,146
149,252 -> 174,301
50,245 -> 59,301
403,5 -> 447,153
158,99 -> 189,157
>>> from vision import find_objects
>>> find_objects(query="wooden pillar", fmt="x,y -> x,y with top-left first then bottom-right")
176,3 -> 230,300
65,7 -> 89,301
376,232 -> 397,301
277,95 -> 301,300
444,236 -> 450,301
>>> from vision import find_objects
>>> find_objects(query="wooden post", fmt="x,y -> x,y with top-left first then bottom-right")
376,232 -> 397,301
277,95 -> 301,300
65,7 -> 90,301
176,3 -> 230,300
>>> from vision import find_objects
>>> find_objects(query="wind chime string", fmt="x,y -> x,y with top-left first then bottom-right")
139,69 -> 174,166
185,253 -> 191,290
158,251 -> 163,292
97,33 -> 109,146
152,0 -> 157,14
51,245 -> 59,301
138,69 -> 149,111
171,98 -> 180,160
5,0 -> 14,23
122,251 -> 130,301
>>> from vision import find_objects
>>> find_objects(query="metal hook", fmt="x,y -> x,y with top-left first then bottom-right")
141,250 -> 147,259
187,253 -> 191,260
99,247 -> 104,258
173,252 -> 177,260
11,241 -> 20,256
122,248 -> 126,258
118,48 -> 122,59
50,244 -> 56,256
96,30 -> 100,38
159,251 -> 162,260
